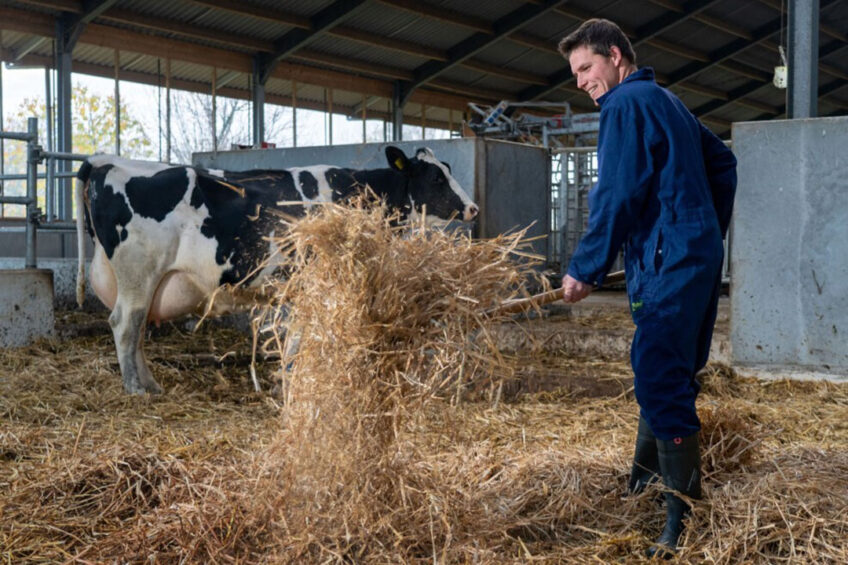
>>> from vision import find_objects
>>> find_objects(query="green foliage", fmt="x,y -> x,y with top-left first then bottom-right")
2,82 -> 154,216
3,82 -> 155,163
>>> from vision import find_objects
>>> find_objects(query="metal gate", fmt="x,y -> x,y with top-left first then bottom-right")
0,117 -> 88,267
548,145 -> 730,282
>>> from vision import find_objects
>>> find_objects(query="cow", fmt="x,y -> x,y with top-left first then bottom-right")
75,146 -> 478,394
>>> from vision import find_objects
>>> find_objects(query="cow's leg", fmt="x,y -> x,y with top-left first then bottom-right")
109,281 -> 163,394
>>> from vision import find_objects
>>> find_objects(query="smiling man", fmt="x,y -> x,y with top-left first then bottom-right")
557,19 -> 737,558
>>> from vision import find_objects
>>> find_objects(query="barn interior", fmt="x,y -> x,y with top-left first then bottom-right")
1,1 -> 847,562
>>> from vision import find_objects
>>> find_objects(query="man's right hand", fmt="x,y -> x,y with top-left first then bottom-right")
562,274 -> 593,303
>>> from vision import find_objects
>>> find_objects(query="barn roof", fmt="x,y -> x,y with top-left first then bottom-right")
1,0 -> 846,138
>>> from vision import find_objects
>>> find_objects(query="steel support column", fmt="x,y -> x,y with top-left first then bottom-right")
25,118 -> 39,269
56,17 -> 74,221
787,0 -> 819,118
1,60 -> 4,218
392,81 -> 404,141
114,49 -> 121,155
251,56 -> 265,147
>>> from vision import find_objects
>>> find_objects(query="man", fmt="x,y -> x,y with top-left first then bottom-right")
557,19 -> 737,558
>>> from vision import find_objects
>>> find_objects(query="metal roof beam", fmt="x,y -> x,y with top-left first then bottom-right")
553,2 -> 714,61
11,36 -> 49,61
755,0 -> 846,43
665,0 -> 840,89
399,0 -> 567,105
693,39 -> 848,119
632,0 -> 723,43
184,0 -> 310,29
647,0 -> 753,39
376,0 -> 491,33
257,0 -> 372,84
62,0 -> 118,49
520,0 -> 722,101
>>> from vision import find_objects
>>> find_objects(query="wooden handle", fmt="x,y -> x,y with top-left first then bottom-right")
491,270 -> 626,315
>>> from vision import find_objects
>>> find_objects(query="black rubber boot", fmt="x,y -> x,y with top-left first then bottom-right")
646,433 -> 701,559
628,416 -> 661,494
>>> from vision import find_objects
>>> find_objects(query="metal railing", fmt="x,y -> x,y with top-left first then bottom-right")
0,117 -> 88,268
549,144 -> 732,282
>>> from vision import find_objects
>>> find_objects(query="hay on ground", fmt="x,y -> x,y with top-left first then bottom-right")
0,201 -> 846,563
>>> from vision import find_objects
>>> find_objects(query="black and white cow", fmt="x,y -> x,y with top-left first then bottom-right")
75,146 -> 478,394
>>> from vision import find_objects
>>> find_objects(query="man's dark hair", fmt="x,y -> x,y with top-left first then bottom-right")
558,18 -> 637,64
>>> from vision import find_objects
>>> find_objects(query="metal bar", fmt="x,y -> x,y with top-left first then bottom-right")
56,17 -> 74,222
327,88 -> 333,146
292,80 -> 298,147
1,51 -> 4,218
0,131 -> 37,142
41,151 -> 88,161
166,58 -> 171,162
551,146 -> 598,154
0,172 -> 78,181
26,117 -> 38,269
45,66 -> 53,153
211,67 -> 217,151
46,156 -> 55,220
392,81 -> 403,141
361,93 -> 366,143
788,0 -> 819,118
251,56 -> 265,147
114,48 -> 121,155
421,103 -> 426,139
0,196 -> 34,205
36,221 -> 77,231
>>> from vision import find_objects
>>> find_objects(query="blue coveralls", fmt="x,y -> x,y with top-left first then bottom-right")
566,68 -> 737,441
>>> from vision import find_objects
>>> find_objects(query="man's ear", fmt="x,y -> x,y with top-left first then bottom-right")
385,146 -> 410,173
609,45 -> 623,66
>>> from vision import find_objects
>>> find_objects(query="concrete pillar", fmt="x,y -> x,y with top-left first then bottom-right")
0,269 -> 55,347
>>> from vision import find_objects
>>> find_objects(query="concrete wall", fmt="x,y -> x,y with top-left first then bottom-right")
731,116 -> 848,375
193,138 -> 550,260
0,227 -> 96,308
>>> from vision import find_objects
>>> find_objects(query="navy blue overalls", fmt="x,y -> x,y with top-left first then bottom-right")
566,68 -> 737,441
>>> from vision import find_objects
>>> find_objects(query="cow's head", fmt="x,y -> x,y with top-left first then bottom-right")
385,146 -> 478,226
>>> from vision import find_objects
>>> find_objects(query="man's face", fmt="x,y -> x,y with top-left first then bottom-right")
568,45 -> 624,105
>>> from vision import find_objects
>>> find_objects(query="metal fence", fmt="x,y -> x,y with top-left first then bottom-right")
0,117 -> 88,268
549,146 -> 621,273
548,145 -> 730,281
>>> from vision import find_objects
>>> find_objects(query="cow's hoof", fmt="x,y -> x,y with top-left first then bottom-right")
142,381 -> 164,395
124,380 -> 163,395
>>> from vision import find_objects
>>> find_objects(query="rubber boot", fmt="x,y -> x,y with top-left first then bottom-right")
646,433 -> 701,559
628,416 -> 661,494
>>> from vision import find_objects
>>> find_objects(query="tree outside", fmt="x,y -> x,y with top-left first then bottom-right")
1,82 -> 154,217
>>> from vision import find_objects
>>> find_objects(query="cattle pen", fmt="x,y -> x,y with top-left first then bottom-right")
1,202 -> 847,564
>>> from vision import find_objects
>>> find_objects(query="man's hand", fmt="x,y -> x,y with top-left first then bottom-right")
561,274 -> 593,303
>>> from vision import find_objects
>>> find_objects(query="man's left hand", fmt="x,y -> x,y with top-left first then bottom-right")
561,274 -> 593,303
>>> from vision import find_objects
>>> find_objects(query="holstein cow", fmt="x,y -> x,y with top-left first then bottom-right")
75,146 -> 478,394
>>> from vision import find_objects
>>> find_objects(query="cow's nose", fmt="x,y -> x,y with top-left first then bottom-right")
465,204 -> 479,221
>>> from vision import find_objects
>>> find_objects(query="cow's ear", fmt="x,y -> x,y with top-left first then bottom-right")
385,146 -> 410,173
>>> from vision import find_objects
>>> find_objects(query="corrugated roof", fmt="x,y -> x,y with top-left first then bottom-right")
1,0 -> 846,137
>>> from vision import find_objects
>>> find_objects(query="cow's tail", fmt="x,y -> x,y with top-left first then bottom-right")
75,160 -> 92,308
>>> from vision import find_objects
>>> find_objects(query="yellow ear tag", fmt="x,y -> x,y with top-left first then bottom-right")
394,157 -> 405,170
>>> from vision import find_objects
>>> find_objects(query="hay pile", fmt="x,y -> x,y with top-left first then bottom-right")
0,201 -> 847,563
250,200 -> 539,560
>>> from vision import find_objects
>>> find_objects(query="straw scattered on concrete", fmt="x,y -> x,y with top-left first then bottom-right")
0,202 -> 846,563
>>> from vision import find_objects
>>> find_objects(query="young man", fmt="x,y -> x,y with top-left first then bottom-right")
557,18 -> 737,558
